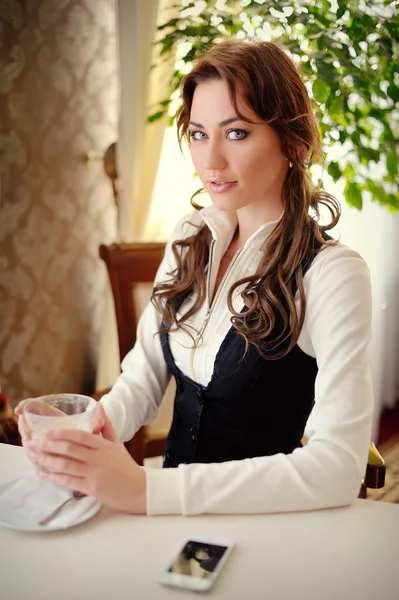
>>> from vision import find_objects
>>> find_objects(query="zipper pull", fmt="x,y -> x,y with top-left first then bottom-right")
202,307 -> 211,329
195,308 -> 211,344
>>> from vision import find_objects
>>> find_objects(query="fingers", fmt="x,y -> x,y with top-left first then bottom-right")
27,436 -> 90,483
38,469 -> 87,494
23,401 -> 65,417
14,398 -> 33,416
92,403 -> 106,435
20,438 -> 41,470
34,451 -> 86,477
97,403 -> 119,443
28,437 -> 90,462
26,428 -> 107,479
18,415 -> 31,443
39,428 -> 101,449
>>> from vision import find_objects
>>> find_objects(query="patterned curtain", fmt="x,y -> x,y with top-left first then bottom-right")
0,0 -> 118,405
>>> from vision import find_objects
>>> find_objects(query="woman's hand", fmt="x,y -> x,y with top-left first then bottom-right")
23,404 -> 147,514
14,399 -> 37,465
14,399 -> 106,466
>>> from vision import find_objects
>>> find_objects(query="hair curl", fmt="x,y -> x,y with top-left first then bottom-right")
152,40 -> 340,359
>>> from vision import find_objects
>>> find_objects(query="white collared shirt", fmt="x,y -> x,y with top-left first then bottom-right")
169,206 -> 282,384
101,207 -> 374,516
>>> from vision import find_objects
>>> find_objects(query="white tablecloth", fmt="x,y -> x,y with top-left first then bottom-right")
1,444 -> 398,600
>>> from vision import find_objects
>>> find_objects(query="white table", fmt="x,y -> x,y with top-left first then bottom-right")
0,443 -> 398,600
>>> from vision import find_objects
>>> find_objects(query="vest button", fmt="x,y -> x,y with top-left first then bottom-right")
189,426 -> 197,442
163,449 -> 173,465
196,389 -> 203,406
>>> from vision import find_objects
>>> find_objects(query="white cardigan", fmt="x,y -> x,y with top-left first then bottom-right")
101,205 -> 374,515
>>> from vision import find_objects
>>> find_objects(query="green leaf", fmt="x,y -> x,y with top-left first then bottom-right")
388,84 -> 399,103
312,79 -> 331,104
380,126 -> 395,143
328,95 -> 344,117
388,194 -> 399,210
384,21 -> 399,38
359,147 -> 380,164
337,0 -> 347,19
368,107 -> 384,120
181,46 -> 198,63
351,130 -> 361,148
315,57 -> 339,84
307,6 -> 331,28
360,14 -> 376,31
327,161 -> 342,181
147,110 -> 166,123
343,163 -> 356,180
386,153 -> 398,177
157,18 -> 180,31
365,179 -> 394,206
159,36 -> 175,56
344,181 -> 363,209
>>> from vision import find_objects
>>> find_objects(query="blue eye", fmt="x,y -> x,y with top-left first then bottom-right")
227,129 -> 248,140
189,130 -> 208,141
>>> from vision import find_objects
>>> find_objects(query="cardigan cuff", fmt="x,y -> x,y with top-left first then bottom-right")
146,467 -> 182,515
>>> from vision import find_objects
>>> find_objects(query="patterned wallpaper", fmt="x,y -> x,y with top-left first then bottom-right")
0,0 -> 118,405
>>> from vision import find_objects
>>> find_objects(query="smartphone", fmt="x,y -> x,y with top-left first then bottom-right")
159,535 -> 234,592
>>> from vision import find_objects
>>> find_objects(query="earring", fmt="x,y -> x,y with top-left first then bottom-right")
289,161 -> 293,168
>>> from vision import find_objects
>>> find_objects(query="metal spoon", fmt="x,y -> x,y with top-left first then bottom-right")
39,491 -> 86,526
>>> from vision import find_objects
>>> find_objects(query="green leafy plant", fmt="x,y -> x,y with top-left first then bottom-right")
152,0 -> 398,211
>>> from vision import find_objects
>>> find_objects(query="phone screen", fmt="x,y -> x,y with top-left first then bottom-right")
167,540 -> 229,579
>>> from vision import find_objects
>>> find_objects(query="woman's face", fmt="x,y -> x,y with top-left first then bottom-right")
189,78 -> 289,217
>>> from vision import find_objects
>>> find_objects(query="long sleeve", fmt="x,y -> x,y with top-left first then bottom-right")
146,245 -> 374,515
100,214 -> 195,442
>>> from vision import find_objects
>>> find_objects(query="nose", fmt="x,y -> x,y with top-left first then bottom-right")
203,139 -> 227,171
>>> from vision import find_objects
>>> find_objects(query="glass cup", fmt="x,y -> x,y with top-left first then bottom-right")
22,394 -> 97,439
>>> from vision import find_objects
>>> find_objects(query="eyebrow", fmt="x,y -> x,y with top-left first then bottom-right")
188,117 -> 241,128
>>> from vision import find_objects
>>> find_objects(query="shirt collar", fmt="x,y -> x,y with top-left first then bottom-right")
199,204 -> 283,252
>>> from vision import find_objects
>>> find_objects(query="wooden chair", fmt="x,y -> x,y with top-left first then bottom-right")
100,243 -> 166,362
95,242 -> 386,497
360,442 -> 385,499
94,242 -> 171,465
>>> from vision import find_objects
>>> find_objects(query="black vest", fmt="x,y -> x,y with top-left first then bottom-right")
160,249 -> 319,468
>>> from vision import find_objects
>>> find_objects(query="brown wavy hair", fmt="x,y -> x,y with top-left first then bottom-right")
152,39 -> 340,359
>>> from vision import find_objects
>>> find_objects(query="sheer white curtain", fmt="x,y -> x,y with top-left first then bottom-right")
96,0 -> 181,389
117,0 -> 181,242
332,184 -> 399,435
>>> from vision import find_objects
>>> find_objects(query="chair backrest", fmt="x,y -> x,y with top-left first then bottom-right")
99,242 -> 166,362
98,242 -> 170,464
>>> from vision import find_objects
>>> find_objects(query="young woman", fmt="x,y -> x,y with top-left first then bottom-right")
17,40 -> 373,516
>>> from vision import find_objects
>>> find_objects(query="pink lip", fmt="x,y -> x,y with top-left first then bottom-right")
208,181 -> 237,193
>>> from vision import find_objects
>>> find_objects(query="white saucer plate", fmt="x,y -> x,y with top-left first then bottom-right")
0,478 -> 102,532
